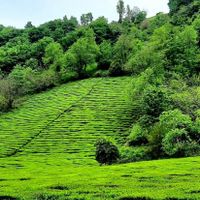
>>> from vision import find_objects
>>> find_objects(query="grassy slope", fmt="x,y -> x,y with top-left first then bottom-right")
0,77 -> 200,200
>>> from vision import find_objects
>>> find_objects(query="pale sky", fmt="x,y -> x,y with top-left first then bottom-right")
0,0 -> 169,28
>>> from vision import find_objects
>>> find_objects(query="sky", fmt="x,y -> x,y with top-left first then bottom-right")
0,0 -> 169,28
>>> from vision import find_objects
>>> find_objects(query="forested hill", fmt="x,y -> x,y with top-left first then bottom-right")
0,0 -> 199,162
0,0 -> 200,199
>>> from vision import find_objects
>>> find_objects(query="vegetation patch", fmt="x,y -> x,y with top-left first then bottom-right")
119,197 -> 152,200
49,185 -> 69,190
0,196 -> 18,200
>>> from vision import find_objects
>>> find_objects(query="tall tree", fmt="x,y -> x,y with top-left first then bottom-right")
131,6 -> 147,24
125,5 -> 133,22
80,13 -> 93,25
25,21 -> 34,29
117,0 -> 125,23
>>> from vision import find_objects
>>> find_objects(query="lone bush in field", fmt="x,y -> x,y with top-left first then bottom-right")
95,138 -> 120,165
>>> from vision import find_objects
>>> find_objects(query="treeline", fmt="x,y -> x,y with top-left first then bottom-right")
0,0 -> 148,111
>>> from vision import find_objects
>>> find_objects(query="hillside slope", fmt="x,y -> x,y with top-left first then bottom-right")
0,77 -> 200,200
0,77 -> 132,160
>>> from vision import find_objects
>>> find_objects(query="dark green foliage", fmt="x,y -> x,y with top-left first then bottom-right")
31,37 -> 54,68
0,36 -> 31,73
0,78 -> 17,111
120,146 -> 150,163
34,193 -> 59,200
162,128 -> 199,157
108,22 -> 123,43
110,34 -> 134,75
127,124 -> 148,146
63,30 -> 99,78
25,21 -> 34,29
158,109 -> 200,157
95,138 -> 120,165
60,31 -> 79,51
27,27 -> 45,43
166,25 -> 199,74
169,0 -> 200,25
192,16 -> 200,46
142,88 -> 169,118
0,196 -> 18,200
125,46 -> 164,74
90,17 -> 111,44
97,40 -> 113,70
168,0 -> 194,14
0,27 -> 22,46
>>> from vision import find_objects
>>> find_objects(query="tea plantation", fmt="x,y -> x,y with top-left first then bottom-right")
0,77 -> 200,200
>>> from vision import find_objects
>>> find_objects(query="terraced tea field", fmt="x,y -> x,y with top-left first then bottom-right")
0,77 -> 132,159
0,77 -> 200,200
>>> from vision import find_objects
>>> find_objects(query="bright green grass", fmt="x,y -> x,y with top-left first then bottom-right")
0,77 -> 200,200
1,156 -> 200,199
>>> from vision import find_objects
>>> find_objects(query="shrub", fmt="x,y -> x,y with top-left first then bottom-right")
127,124 -> 148,146
0,95 -> 7,112
8,65 -> 36,95
162,128 -> 200,157
34,193 -> 59,200
0,78 -> 17,110
97,40 -> 113,70
158,109 -> 200,157
125,46 -> 164,75
109,62 -> 123,76
60,70 -> 78,83
148,123 -> 166,158
120,146 -> 150,163
34,70 -> 57,92
159,109 -> 192,133
85,63 -> 98,76
93,70 -> 109,77
142,87 -> 170,118
95,138 -> 120,165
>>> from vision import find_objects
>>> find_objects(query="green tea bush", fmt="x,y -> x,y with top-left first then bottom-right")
34,193 -> 59,200
95,138 -> 120,165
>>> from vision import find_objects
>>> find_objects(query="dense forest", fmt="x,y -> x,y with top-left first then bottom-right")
0,0 -> 199,164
